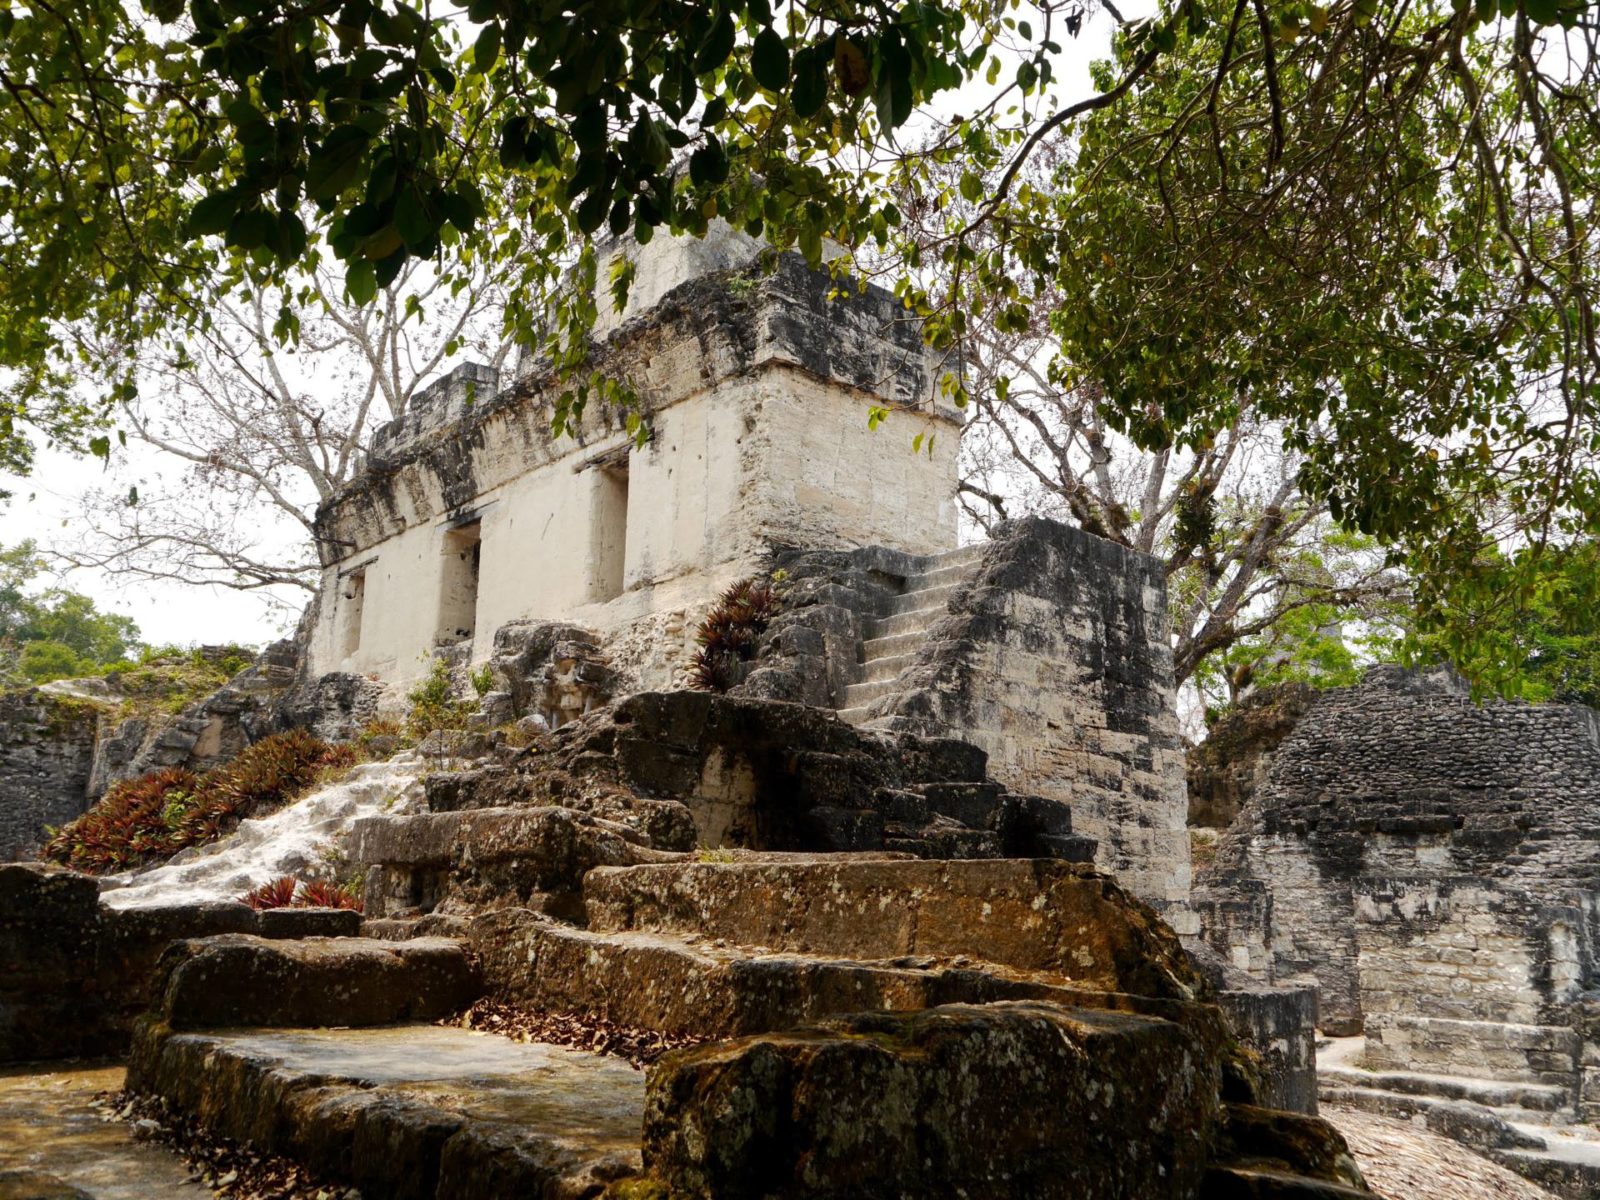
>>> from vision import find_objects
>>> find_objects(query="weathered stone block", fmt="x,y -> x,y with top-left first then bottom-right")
643,1002 -> 1219,1200
151,935 -> 480,1029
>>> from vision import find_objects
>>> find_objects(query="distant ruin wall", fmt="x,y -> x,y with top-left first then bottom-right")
865,518 -> 1194,926
1196,665 -> 1600,1106
0,689 -> 98,859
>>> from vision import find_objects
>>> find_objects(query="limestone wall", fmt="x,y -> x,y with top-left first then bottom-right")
0,689 -> 98,858
865,518 -> 1194,925
307,249 -> 960,689
1196,665 -> 1600,1098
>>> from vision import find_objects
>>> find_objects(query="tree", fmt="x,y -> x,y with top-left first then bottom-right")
0,541 -> 143,683
1,0 -> 1596,691
57,252 -> 517,600
944,206 -> 1406,686
889,0 -> 1600,687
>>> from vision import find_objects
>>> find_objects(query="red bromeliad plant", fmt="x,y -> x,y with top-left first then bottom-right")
688,578 -> 782,693
296,879 -> 364,912
44,731 -> 360,876
242,876 -> 299,910
239,875 -> 363,912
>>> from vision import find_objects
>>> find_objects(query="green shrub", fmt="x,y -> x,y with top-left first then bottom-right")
406,658 -> 474,738
43,730 -> 358,876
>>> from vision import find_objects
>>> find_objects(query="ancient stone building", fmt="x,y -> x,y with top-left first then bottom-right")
302,230 -> 1196,920
1197,666 -> 1600,1122
305,228 -> 962,691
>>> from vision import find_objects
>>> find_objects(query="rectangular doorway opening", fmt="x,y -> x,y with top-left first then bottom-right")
589,460 -> 629,602
337,568 -> 366,658
436,521 -> 481,644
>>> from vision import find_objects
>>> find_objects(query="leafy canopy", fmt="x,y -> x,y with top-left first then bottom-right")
0,541 -> 143,682
2,0 -> 1599,694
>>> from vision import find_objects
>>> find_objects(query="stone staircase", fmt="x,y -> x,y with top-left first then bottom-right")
120,842 -> 1375,1199
1318,1036 -> 1600,1198
836,544 -> 984,724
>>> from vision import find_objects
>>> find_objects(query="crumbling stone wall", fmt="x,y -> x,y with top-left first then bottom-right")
1187,681 -> 1316,828
1197,665 -> 1600,1108
0,690 -> 98,858
862,518 -> 1195,927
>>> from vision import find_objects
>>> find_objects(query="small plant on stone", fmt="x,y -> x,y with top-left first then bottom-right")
296,878 -> 364,912
356,716 -> 412,759
693,846 -> 739,864
688,577 -> 782,693
406,657 -> 474,738
468,663 -> 495,697
242,876 -> 299,910
44,731 -> 357,876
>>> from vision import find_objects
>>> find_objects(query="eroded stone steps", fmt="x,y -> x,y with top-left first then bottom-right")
1317,1042 -> 1600,1197
866,602 -> 951,639
578,857 -> 1177,992
470,913 -> 1095,1039
148,934 -> 479,1030
126,1023 -> 645,1200
834,544 -> 982,723
1318,1058 -> 1571,1122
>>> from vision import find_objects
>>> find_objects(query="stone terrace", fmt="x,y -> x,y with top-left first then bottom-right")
63,691 -> 1364,1199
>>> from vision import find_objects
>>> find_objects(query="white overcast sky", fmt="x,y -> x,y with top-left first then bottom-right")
1,3 -> 1142,651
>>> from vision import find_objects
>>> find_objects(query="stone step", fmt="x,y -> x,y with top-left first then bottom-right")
578,857 -> 1195,996
885,581 -> 958,616
836,705 -> 872,726
1318,1084 -> 1548,1151
350,805 -> 668,918
866,604 -> 950,638
1317,1060 -> 1571,1117
924,542 -> 988,570
126,1022 -> 645,1199
837,677 -> 900,709
645,1003 -> 1245,1199
149,934 -> 479,1030
905,560 -> 975,593
1487,1136 -> 1600,1198
860,629 -> 925,662
470,915 -> 1033,1038
854,652 -> 916,684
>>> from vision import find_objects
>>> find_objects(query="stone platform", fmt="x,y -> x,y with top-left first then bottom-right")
127,1024 -> 644,1199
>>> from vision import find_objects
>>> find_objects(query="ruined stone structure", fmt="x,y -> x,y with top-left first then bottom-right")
0,644 -> 304,858
0,231 -> 1362,1200
305,230 -> 962,692
295,230 -> 1196,923
1197,666 -> 1600,1160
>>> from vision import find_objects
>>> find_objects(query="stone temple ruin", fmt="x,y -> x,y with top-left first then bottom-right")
5,230 -> 1558,1198
1195,666 -> 1600,1193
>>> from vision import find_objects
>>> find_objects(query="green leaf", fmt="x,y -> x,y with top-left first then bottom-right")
791,44 -> 829,118
689,136 -> 729,186
751,27 -> 789,92
345,258 -> 378,305
576,187 -> 610,235
694,12 -> 735,74
472,22 -> 501,73
225,208 -> 276,250
306,126 -> 371,201
959,172 -> 983,204
185,191 -> 239,237
394,188 -> 432,248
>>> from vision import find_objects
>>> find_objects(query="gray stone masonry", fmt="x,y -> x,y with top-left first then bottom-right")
743,517 -> 1193,925
1197,665 -> 1600,1118
0,689 -> 97,859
